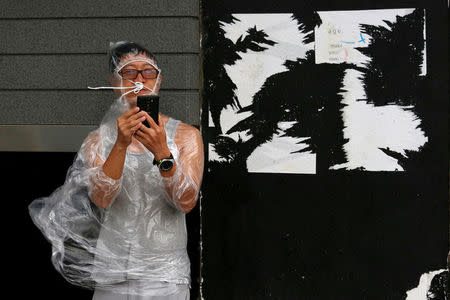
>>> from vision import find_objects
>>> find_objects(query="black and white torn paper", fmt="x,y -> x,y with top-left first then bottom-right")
208,8 -> 429,173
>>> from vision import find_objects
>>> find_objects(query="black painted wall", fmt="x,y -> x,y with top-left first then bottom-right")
201,0 -> 448,299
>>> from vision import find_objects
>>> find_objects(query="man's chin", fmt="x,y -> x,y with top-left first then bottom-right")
137,89 -> 151,96
124,92 -> 143,101
127,90 -> 152,99
122,90 -> 157,105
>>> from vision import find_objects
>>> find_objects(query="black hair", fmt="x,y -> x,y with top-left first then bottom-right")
108,41 -> 156,73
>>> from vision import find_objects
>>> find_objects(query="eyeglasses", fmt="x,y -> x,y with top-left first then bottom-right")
118,68 -> 159,80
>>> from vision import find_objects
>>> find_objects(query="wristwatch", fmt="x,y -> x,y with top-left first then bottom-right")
153,153 -> 175,171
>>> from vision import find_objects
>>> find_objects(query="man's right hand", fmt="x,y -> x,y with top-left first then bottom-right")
116,107 -> 147,149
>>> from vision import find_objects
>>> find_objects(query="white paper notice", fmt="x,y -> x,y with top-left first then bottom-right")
314,8 -> 417,66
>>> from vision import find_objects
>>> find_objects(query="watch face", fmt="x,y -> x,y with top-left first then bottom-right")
160,159 -> 174,171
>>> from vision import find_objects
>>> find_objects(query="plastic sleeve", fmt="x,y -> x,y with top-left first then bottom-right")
161,124 -> 204,213
87,166 -> 122,208
81,131 -> 122,208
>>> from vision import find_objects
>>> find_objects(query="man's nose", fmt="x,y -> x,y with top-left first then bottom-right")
136,71 -> 146,82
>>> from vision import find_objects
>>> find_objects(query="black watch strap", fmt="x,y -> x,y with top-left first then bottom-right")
153,153 -> 174,166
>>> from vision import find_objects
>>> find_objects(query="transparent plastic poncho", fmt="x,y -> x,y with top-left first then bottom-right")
28,45 -> 204,296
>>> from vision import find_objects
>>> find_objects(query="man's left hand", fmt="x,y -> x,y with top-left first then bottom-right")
134,113 -> 171,160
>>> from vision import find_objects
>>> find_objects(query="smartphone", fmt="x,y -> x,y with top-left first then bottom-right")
137,95 -> 159,127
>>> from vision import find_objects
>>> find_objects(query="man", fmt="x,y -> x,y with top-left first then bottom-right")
29,41 -> 204,300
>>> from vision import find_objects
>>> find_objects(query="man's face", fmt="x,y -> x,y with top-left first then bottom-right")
110,53 -> 162,103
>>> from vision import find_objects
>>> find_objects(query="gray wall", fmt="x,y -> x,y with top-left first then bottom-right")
0,0 -> 200,151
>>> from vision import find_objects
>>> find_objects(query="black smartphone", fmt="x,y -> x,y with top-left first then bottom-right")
137,95 -> 159,127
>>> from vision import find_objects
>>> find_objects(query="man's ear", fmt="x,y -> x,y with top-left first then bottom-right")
109,75 -> 116,86
155,74 -> 163,94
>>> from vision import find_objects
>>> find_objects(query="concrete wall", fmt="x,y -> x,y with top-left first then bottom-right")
0,0 -> 200,151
